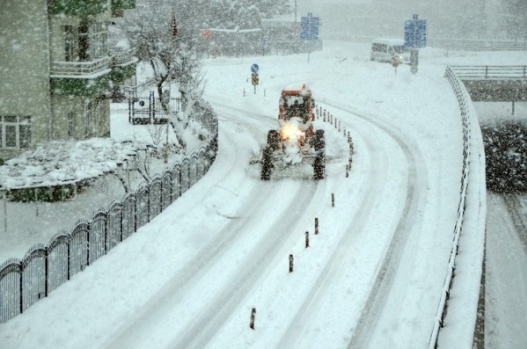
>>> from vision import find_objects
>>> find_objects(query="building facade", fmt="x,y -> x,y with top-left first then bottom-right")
0,0 -> 136,161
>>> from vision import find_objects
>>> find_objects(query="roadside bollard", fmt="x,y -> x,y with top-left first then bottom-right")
332,193 -> 335,207
305,231 -> 309,248
289,254 -> 294,273
315,217 -> 319,235
249,308 -> 256,329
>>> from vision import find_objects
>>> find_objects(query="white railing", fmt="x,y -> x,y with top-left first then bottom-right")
428,66 -> 486,349
449,65 -> 527,80
50,56 -> 111,77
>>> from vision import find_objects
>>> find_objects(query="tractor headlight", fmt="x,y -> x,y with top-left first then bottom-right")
281,123 -> 300,140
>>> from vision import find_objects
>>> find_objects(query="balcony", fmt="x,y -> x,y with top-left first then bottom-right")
50,57 -> 112,78
50,57 -> 111,96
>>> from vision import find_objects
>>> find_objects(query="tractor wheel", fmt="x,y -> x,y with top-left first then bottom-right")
261,146 -> 273,180
314,130 -> 325,180
267,130 -> 280,151
314,129 -> 325,151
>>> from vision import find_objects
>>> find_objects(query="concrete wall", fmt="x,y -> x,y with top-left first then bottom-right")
0,0 -> 53,150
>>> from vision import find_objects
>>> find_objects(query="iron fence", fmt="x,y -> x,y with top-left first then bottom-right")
0,132 -> 217,324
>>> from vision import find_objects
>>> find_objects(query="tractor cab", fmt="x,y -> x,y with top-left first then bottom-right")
278,85 -> 315,124
260,84 -> 326,180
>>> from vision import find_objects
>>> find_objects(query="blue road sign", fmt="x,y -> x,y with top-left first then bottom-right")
301,12 -> 320,40
251,63 -> 259,73
404,15 -> 427,49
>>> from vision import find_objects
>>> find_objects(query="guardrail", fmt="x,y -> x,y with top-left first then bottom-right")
428,66 -> 474,348
449,65 -> 527,80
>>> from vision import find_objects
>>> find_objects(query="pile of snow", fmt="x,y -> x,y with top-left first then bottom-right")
0,139 -> 145,190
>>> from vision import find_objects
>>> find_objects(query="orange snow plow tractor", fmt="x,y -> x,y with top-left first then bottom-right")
261,85 -> 326,180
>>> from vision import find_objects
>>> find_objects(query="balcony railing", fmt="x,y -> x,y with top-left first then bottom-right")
50,57 -> 111,78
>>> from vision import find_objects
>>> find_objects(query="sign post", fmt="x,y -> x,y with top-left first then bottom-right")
300,12 -> 320,63
251,63 -> 259,94
391,55 -> 400,74
404,14 -> 427,74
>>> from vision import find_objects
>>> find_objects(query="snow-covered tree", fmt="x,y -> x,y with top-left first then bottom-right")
123,0 -> 179,107
205,0 -> 291,29
121,0 -> 208,148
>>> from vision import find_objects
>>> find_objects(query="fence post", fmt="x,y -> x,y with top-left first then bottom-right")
3,191 -> 7,234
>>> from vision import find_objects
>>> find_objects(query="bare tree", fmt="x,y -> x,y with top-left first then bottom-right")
121,0 -> 207,148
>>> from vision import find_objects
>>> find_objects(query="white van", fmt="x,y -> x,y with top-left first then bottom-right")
370,38 -> 410,64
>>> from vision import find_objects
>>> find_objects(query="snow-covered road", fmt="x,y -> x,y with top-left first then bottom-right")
485,193 -> 527,349
1,41 -> 498,348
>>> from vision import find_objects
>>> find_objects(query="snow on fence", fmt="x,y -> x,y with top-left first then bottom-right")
427,67 -> 486,348
0,110 -> 218,324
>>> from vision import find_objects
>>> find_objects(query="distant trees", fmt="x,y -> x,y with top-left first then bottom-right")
483,121 -> 527,192
205,0 -> 290,29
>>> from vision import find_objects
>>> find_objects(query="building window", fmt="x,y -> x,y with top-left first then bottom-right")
90,23 -> 108,59
78,21 -> 108,61
0,115 -> 31,149
64,25 -> 76,62
5,125 -> 16,147
79,21 -> 90,61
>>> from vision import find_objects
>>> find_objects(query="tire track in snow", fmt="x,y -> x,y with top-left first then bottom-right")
275,107 -> 392,348
103,110 -> 269,348
272,100 -> 426,348
338,105 -> 427,349
104,105 -> 325,349
170,180 -> 322,349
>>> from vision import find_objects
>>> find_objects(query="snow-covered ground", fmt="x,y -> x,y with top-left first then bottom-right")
0,40 -> 525,348
0,103 -> 205,264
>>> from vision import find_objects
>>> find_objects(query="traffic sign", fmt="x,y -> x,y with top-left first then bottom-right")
300,12 -> 320,40
251,73 -> 259,86
404,14 -> 427,49
251,63 -> 259,73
